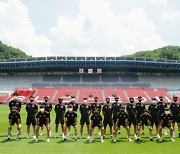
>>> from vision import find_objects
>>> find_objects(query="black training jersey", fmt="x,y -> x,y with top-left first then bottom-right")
126,103 -> 136,117
91,103 -> 101,112
65,111 -> 77,124
157,101 -> 167,114
140,113 -> 152,124
148,104 -> 159,118
103,104 -> 113,119
136,102 -> 145,117
91,114 -> 102,126
170,103 -> 180,116
80,104 -> 91,117
36,111 -> 49,124
160,113 -> 172,125
26,103 -> 38,117
55,104 -> 65,118
42,102 -> 52,113
9,112 -> 20,120
68,102 -> 78,112
112,102 -> 121,116
116,112 -> 128,123
9,99 -> 21,112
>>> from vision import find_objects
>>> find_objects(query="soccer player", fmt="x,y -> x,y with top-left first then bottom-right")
103,97 -> 113,138
35,105 -> 50,142
79,97 -> 91,139
170,96 -> 180,138
157,96 -> 168,135
89,108 -> 104,143
26,96 -> 38,139
136,96 -> 145,135
158,108 -> 174,142
54,98 -> 66,138
113,106 -> 132,142
63,105 -> 78,142
136,109 -> 153,141
7,106 -> 22,140
112,96 -> 121,132
68,96 -> 78,112
9,92 -> 22,112
91,97 -> 101,113
126,97 -> 137,139
148,97 -> 160,138
40,96 -> 52,136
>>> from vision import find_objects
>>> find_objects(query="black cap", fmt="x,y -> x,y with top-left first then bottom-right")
29,95 -> 34,99
159,96 -> 163,99
138,96 -> 142,99
44,96 -> 49,99
13,92 -> 18,96
94,97 -> 98,99
151,97 -> 156,100
173,96 -> 178,99
71,96 -> 75,98
115,96 -> 119,99
58,98 -> 63,101
106,97 -> 110,100
129,97 -> 134,101
68,104 -> 73,108
83,97 -> 87,100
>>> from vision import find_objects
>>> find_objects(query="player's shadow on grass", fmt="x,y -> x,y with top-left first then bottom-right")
1,138 -> 17,143
84,140 -> 101,144
134,139 -> 147,144
57,140 -> 75,144
28,139 -> 46,144
155,139 -> 171,144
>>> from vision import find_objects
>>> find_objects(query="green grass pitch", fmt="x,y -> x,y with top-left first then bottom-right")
0,105 -> 179,154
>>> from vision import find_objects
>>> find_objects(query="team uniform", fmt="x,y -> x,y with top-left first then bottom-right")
55,103 -> 65,125
26,103 -> 38,126
9,99 -> 22,112
157,101 -> 167,119
103,104 -> 113,127
42,102 -> 52,122
136,102 -> 145,123
68,102 -> 78,112
80,104 -> 91,125
9,112 -> 21,126
112,102 -> 121,123
148,104 -> 159,126
91,102 -> 101,113
65,111 -> 77,127
126,103 -> 137,126
36,111 -> 50,127
170,102 -> 180,124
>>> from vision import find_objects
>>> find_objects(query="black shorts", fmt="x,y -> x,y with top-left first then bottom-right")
66,122 -> 77,127
113,116 -> 117,123
80,117 -> 90,125
26,116 -> 36,126
55,117 -> 64,125
128,116 -> 137,126
142,121 -> 150,126
37,123 -> 48,127
118,122 -> 126,128
11,120 -> 19,126
172,115 -> 180,123
103,119 -> 113,127
162,122 -> 170,129
136,115 -> 141,123
151,118 -> 159,126
92,123 -> 103,129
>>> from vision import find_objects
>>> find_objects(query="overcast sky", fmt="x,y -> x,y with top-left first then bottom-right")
0,0 -> 180,57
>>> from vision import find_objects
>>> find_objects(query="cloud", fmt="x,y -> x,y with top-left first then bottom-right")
162,11 -> 180,19
50,0 -> 167,56
149,0 -> 168,6
0,0 -> 53,57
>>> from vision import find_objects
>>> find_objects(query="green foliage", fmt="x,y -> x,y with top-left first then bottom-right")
0,41 -> 31,59
128,46 -> 180,60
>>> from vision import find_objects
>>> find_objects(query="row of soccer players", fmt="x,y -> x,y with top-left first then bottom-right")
7,93 -> 180,143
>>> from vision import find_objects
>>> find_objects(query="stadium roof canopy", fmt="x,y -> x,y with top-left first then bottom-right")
0,56 -> 180,73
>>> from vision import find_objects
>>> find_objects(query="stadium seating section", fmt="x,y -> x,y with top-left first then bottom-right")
1,87 -> 174,105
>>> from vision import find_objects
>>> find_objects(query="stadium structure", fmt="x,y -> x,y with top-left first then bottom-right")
0,56 -> 180,104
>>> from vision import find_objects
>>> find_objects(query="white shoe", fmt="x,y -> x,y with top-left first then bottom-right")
113,138 -> 116,143
157,134 -> 160,139
55,133 -> 58,138
170,138 -> 175,142
33,135 -> 36,139
35,138 -> 38,143
159,138 -> 162,142
26,135 -> 30,139
128,138 -> 132,142
47,138 -> 50,142
89,139 -> 93,143
98,132 -> 101,136
134,134 -> 138,140
101,139 -> 104,143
